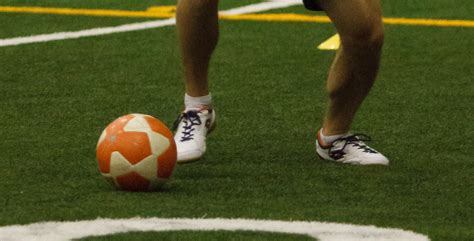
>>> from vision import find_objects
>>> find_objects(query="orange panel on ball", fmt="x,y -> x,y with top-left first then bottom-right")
106,114 -> 135,134
157,140 -> 177,179
97,115 -> 136,173
96,139 -> 113,173
144,116 -> 174,139
100,114 -> 153,166
116,172 -> 151,191
111,131 -> 152,165
98,131 -> 151,167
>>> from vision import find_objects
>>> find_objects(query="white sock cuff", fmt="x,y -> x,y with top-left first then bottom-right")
185,93 -> 213,110
319,128 -> 346,145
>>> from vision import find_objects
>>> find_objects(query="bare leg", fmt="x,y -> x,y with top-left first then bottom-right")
174,0 -> 219,163
176,0 -> 219,97
318,0 -> 384,135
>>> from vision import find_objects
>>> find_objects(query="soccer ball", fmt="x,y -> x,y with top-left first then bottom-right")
96,114 -> 177,191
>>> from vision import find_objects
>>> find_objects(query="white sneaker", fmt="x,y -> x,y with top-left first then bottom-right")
173,108 -> 216,163
316,130 -> 389,165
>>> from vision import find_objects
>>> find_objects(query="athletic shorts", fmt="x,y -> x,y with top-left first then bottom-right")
303,0 -> 322,11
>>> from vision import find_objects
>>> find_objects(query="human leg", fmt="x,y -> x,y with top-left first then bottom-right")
176,0 -> 219,97
315,0 -> 388,165
318,0 -> 384,136
174,0 -> 219,163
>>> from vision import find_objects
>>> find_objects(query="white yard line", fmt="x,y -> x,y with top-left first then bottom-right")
0,19 -> 177,47
0,0 -> 301,47
0,217 -> 431,241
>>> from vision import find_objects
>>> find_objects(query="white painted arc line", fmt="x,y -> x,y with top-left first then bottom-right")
0,218 -> 431,241
0,0 -> 302,47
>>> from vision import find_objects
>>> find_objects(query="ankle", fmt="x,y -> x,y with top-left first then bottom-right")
184,93 -> 213,111
318,128 -> 346,146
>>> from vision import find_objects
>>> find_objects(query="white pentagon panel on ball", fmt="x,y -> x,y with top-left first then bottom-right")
123,114 -> 152,132
147,131 -> 170,156
109,151 -> 133,178
132,154 -> 158,181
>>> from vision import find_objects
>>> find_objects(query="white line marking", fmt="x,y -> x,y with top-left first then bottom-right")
0,19 -> 176,47
0,0 -> 301,47
0,217 -> 430,241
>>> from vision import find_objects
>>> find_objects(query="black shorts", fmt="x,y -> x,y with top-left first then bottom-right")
303,0 -> 322,11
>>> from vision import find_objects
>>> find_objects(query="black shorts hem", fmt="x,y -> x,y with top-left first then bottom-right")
303,0 -> 323,11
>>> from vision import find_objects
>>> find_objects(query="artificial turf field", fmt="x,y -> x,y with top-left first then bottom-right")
0,0 -> 473,240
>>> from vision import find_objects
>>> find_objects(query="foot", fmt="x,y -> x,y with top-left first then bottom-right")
316,130 -> 389,165
173,107 -> 216,163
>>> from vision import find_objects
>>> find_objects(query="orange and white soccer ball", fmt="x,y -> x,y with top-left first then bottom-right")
96,114 -> 177,191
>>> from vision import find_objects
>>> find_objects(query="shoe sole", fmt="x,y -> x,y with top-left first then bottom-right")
177,154 -> 204,164
317,151 -> 389,166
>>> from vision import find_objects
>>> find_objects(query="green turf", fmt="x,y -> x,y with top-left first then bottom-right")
0,0 -> 262,10
0,14 -> 144,39
0,1 -> 473,241
78,231 -> 314,241
0,1 -> 263,39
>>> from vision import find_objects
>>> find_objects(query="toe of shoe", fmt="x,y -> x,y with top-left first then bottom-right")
359,156 -> 390,165
341,153 -> 389,166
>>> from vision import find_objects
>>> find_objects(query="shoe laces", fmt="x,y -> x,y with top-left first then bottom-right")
173,111 -> 202,142
328,134 -> 378,159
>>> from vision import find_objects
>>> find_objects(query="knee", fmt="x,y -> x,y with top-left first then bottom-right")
341,22 -> 384,51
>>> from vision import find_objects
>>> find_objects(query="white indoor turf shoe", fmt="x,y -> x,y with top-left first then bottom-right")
173,108 -> 216,163
316,130 -> 389,165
